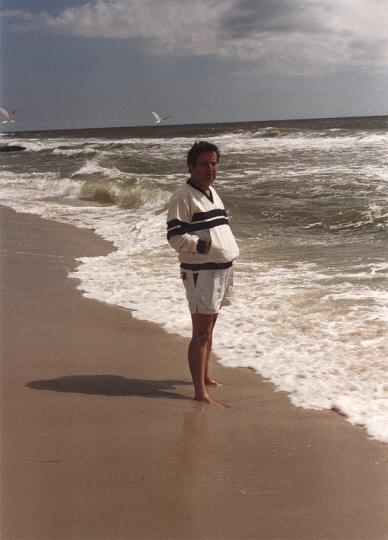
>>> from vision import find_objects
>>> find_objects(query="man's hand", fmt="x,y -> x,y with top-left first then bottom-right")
197,239 -> 211,254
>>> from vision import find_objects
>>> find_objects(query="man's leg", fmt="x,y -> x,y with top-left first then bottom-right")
204,314 -> 222,386
188,313 -> 222,405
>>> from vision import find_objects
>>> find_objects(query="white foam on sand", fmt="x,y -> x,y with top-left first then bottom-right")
59,195 -> 388,443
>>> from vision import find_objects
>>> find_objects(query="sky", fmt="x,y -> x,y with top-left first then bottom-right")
1,0 -> 388,131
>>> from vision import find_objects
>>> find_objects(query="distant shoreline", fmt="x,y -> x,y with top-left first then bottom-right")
2,113 -> 387,136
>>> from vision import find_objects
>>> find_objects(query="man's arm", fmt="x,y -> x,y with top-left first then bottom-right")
167,193 -> 211,254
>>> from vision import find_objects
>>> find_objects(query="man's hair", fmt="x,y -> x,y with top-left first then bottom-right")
187,141 -> 220,168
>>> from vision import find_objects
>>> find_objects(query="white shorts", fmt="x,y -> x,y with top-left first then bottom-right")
181,267 -> 234,315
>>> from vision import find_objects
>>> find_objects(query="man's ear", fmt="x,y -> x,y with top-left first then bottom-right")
188,163 -> 193,173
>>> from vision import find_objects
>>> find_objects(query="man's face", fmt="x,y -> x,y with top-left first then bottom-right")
189,151 -> 218,190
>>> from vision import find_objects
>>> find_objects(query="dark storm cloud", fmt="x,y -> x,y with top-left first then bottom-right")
2,0 -> 388,74
220,0 -> 325,38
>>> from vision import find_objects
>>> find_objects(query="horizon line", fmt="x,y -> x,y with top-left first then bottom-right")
2,113 -> 387,135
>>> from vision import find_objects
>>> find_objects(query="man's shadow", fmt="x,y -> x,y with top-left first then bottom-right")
26,375 -> 192,400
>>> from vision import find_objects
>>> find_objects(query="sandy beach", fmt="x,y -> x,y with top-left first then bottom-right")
1,204 -> 387,540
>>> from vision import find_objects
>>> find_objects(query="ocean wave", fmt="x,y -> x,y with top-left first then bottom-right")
77,179 -> 169,210
213,132 -> 388,155
4,128 -> 388,169
251,127 -> 284,137
0,166 -> 170,213
52,146 -> 97,157
1,136 -> 109,155
303,205 -> 388,232
71,161 -> 126,180
0,169 -> 60,185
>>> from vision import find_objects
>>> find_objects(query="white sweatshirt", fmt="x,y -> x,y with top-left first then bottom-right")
167,180 -> 239,269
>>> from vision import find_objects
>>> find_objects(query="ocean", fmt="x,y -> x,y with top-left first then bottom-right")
1,116 -> 387,442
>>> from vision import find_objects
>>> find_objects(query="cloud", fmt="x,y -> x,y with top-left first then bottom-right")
220,0 -> 323,37
3,0 -> 388,74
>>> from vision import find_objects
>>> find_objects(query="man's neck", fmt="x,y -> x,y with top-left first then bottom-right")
189,178 -> 211,194
187,178 -> 214,202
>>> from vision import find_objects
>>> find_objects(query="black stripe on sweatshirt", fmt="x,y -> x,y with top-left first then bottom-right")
191,209 -> 227,222
167,227 -> 187,240
167,218 -> 183,230
181,261 -> 233,271
167,217 -> 229,239
189,217 -> 229,233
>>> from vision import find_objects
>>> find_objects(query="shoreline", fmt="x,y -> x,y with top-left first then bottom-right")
1,205 -> 387,540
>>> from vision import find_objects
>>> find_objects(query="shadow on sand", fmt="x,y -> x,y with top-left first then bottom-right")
26,375 -> 192,400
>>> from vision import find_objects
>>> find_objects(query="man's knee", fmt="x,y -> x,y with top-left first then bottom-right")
191,332 -> 212,347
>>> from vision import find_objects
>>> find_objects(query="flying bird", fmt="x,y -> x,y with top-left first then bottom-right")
152,111 -> 172,125
0,107 -> 16,124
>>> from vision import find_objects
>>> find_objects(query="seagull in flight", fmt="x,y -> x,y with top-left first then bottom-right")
0,107 -> 16,124
152,111 -> 172,125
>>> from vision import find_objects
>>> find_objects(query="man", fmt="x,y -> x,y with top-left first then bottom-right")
167,141 -> 239,406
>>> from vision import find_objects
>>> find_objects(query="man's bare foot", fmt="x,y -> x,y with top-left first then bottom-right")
194,394 -> 225,408
205,378 -> 223,387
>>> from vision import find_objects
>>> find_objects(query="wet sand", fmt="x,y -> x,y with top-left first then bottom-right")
1,205 -> 387,540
